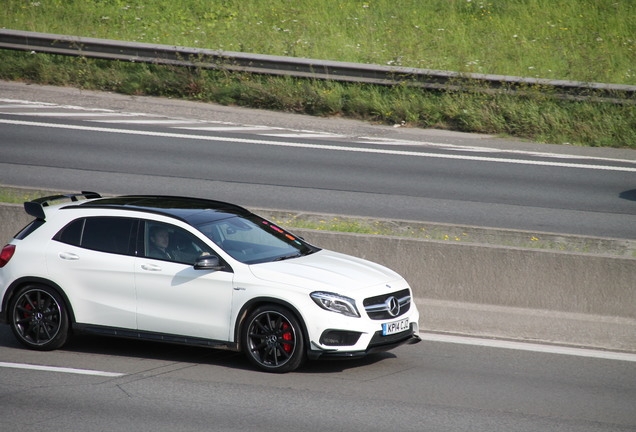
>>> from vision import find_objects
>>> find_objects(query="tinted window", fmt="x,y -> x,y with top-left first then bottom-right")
83,217 -> 136,254
197,215 -> 318,264
54,217 -> 137,255
144,221 -> 214,265
55,218 -> 84,246
15,219 -> 46,240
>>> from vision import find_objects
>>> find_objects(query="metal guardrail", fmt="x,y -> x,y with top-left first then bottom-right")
1,29 -> 635,102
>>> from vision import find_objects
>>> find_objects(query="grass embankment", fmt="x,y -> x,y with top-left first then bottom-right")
0,186 -> 59,204
1,0 -> 635,147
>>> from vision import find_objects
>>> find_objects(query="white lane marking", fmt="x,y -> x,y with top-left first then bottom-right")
260,133 -> 347,138
0,361 -> 125,377
0,111 -> 138,117
0,104 -> 60,109
0,99 -> 120,112
357,139 -> 431,147
0,99 -> 57,106
174,125 -> 275,131
2,118 -> 635,172
358,137 -> 636,164
420,333 -> 636,362
90,119 -> 201,124
2,98 -> 634,164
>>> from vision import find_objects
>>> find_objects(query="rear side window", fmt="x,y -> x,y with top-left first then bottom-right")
56,218 -> 84,245
54,217 -> 138,255
15,219 -> 46,240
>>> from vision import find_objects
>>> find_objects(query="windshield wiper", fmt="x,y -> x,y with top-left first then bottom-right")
273,253 -> 302,262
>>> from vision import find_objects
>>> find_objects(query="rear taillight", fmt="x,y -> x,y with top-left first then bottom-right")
0,244 -> 16,267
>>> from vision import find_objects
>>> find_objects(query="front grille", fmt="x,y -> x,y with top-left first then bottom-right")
363,288 -> 411,320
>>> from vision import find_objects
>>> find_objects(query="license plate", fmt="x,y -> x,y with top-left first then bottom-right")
382,318 -> 409,336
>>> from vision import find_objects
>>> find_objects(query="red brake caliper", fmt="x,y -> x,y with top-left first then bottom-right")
281,322 -> 293,353
23,303 -> 33,319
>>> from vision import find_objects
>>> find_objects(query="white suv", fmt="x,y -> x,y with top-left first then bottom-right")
0,192 -> 420,372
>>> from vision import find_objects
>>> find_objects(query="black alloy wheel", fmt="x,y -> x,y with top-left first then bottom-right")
242,305 -> 305,373
10,285 -> 70,351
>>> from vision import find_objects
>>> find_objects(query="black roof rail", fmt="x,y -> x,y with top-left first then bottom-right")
24,191 -> 101,220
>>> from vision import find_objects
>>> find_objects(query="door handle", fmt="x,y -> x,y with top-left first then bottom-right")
141,263 -> 162,272
59,252 -> 79,261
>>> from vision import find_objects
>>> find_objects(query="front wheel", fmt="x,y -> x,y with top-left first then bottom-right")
9,285 -> 70,351
242,305 -> 305,373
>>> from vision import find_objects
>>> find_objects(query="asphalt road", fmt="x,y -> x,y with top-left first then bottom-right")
0,81 -> 635,239
1,82 -> 635,431
1,325 -> 635,432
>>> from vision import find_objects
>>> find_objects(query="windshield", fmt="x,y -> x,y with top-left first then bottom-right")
196,215 -> 319,264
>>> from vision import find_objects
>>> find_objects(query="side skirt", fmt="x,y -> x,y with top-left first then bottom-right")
72,324 -> 240,351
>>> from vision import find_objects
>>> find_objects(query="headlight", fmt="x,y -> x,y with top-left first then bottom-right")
310,292 -> 360,317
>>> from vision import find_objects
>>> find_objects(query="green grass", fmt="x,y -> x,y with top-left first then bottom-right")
1,0 -> 635,148
3,0 -> 635,85
0,186 -> 62,204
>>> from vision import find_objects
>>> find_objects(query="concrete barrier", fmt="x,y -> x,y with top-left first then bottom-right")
0,203 -> 29,242
2,203 -> 634,351
289,228 -> 636,352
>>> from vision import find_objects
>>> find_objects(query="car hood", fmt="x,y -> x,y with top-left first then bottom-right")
248,249 -> 403,293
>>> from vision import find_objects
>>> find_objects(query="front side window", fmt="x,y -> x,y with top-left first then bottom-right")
144,221 -> 214,265
54,217 -> 137,255
197,215 -> 318,264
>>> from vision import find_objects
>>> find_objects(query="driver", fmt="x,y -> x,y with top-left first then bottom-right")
148,226 -> 173,260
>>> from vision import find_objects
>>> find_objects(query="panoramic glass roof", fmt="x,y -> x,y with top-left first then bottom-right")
78,195 -> 250,224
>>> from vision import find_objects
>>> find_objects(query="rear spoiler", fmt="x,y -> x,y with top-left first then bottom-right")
24,191 -> 101,220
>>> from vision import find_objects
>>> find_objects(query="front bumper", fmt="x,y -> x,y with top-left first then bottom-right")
306,324 -> 421,360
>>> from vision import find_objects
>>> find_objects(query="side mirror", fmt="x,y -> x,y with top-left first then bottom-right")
194,255 -> 225,271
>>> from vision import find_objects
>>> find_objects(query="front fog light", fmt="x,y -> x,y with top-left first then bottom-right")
310,291 -> 360,317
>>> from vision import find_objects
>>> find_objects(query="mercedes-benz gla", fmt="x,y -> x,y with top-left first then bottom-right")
0,193 -> 420,372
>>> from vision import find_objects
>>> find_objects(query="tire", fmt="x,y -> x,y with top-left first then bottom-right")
9,284 -> 70,351
242,304 -> 305,373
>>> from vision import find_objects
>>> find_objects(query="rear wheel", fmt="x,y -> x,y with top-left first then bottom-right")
242,305 -> 305,373
9,285 -> 70,351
